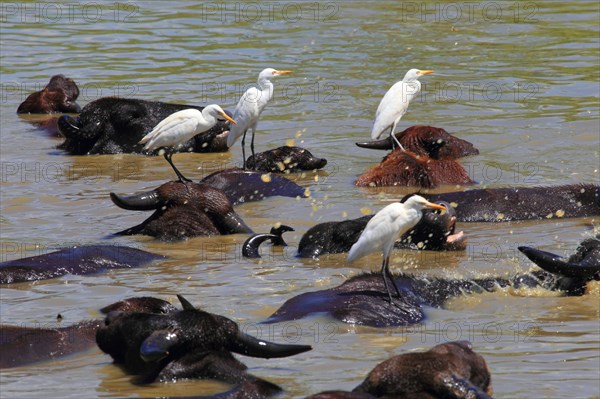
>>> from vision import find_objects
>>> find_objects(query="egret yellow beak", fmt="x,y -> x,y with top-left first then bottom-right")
274,70 -> 292,75
220,111 -> 237,125
425,202 -> 446,212
418,70 -> 434,75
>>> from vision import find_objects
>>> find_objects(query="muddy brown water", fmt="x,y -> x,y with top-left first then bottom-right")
1,1 -> 599,398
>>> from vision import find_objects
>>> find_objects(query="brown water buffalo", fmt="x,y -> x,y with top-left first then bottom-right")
355,125 -> 479,159
17,74 -> 81,114
307,341 -> 492,399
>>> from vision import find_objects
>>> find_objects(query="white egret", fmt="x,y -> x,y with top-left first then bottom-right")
347,194 -> 446,304
139,104 -> 237,182
227,68 -> 292,169
371,69 -> 434,150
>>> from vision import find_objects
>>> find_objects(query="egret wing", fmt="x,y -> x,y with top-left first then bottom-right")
227,87 -> 260,147
370,81 -> 415,140
348,204 -> 403,262
140,109 -> 204,149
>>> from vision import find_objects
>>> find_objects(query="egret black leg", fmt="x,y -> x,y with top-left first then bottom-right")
381,257 -> 394,305
386,260 -> 402,299
241,131 -> 247,170
250,129 -> 256,161
163,152 -> 192,183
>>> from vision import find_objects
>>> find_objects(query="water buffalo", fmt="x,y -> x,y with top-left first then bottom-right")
110,167 -> 311,240
294,201 -> 464,259
426,184 -> 599,222
110,181 -> 253,240
56,97 -> 232,155
0,245 -> 164,284
307,341 -> 492,399
200,168 -> 308,205
0,297 -> 174,369
246,146 -> 328,173
355,149 -> 475,188
266,237 -> 599,327
97,295 -> 312,388
17,74 -> 81,114
356,125 -> 479,159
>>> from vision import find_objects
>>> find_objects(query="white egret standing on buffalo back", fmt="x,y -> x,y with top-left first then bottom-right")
227,68 -> 292,169
371,69 -> 434,150
347,194 -> 446,304
139,104 -> 237,183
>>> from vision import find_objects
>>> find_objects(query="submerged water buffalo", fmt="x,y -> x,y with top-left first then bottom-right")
354,127 -> 478,188
97,295 -> 311,391
111,181 -> 253,240
0,245 -> 164,284
266,237 -> 599,327
17,74 -> 81,114
56,97 -> 232,155
355,125 -> 480,159
307,341 -> 492,399
246,146 -> 328,173
200,168 -> 308,205
355,149 -> 475,188
519,234 -> 599,276
426,184 -> 599,222
0,297 -> 174,369
293,201 -> 464,259
110,168 -> 310,240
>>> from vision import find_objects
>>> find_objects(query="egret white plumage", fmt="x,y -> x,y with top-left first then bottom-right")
227,68 -> 292,169
347,194 -> 446,304
371,69 -> 434,150
139,104 -> 236,182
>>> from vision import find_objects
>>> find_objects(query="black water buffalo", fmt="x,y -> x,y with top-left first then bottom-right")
425,184 -> 599,222
266,237 -> 599,327
307,341 -> 492,399
110,167 -> 311,240
0,245 -> 164,284
111,181 -> 253,240
246,146 -> 328,173
56,97 -> 232,155
0,297 -> 174,369
355,125 -> 479,159
97,295 -> 311,389
200,168 -> 308,205
295,201 -> 464,259
519,234 -> 600,276
17,74 -> 81,114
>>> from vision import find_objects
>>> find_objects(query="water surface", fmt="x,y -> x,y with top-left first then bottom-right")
1,1 -> 599,397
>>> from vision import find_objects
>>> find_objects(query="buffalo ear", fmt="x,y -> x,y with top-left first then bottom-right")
140,327 -> 180,362
177,294 -> 196,311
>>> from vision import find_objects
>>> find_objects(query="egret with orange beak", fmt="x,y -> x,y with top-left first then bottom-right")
227,68 -> 292,169
140,104 -> 237,183
371,69 -> 434,150
348,194 -> 446,304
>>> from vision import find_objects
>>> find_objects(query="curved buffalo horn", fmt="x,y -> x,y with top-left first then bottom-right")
110,190 -> 161,211
269,225 -> 294,247
140,327 -> 180,362
176,294 -> 196,311
228,331 -> 312,359
355,136 -> 394,150
518,246 -> 600,277
218,212 -> 254,235
243,234 -> 278,258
